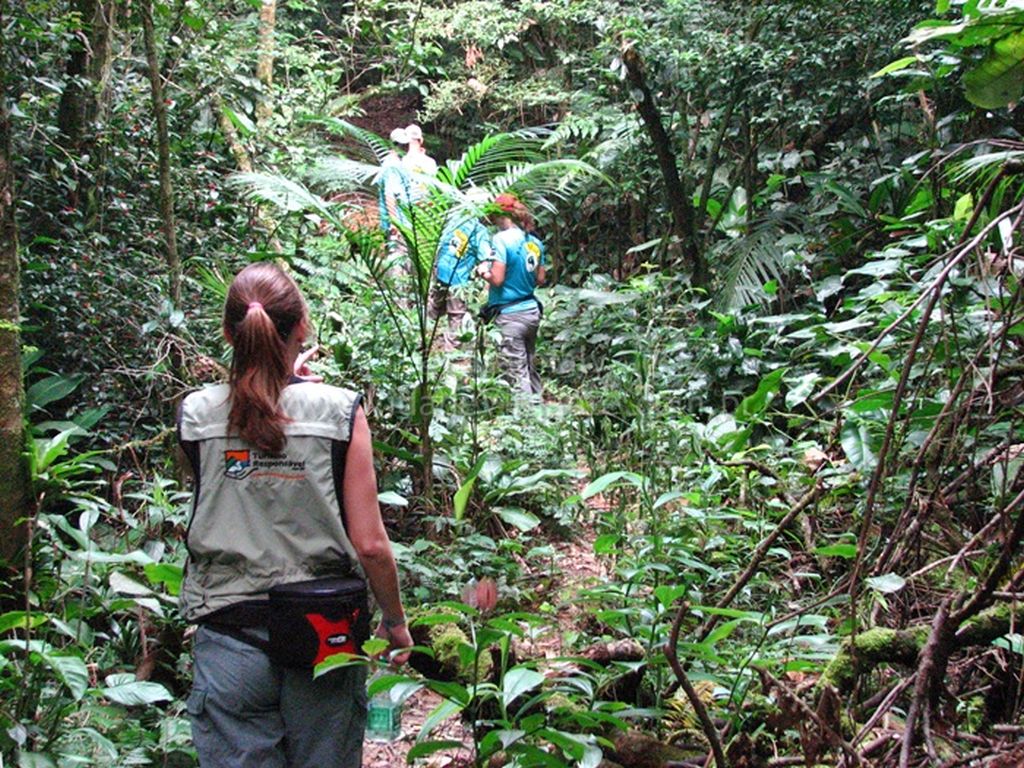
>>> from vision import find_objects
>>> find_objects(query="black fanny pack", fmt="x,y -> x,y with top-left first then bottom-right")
205,575 -> 370,670
267,576 -> 370,668
479,295 -> 543,324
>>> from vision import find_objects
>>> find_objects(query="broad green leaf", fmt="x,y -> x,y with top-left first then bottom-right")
417,698 -> 464,741
689,605 -> 765,622
0,611 -> 48,634
840,420 -> 878,472
871,55 -> 919,78
580,471 -> 645,499
109,572 -> 153,597
865,573 -> 907,593
785,372 -> 821,409
495,507 -> 541,532
767,614 -> 830,636
653,585 -> 687,608
313,652 -> 362,677
501,666 -> 545,709
993,633 -> 1024,655
593,534 -> 621,554
815,543 -> 858,559
45,653 -> 90,700
735,368 -> 787,421
426,680 -> 471,706
377,491 -> 408,507
964,30 -> 1024,108
26,374 -> 85,410
406,741 -> 464,761
453,456 -> 486,522
953,193 -> 974,222
144,563 -> 183,596
223,105 -> 256,137
361,638 -> 389,656
100,674 -> 172,706
33,429 -> 76,473
653,491 -> 685,509
366,673 -> 402,697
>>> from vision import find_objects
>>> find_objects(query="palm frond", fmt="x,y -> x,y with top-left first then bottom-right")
485,159 -> 611,215
308,157 -> 384,190
952,147 -> 1024,184
447,131 -> 547,189
228,172 -> 343,222
716,208 -> 806,309
301,115 -> 391,164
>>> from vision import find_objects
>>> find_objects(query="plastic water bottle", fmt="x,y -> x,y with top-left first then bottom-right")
365,676 -> 402,742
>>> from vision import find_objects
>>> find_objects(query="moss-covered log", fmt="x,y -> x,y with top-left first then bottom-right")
820,603 -> 1024,692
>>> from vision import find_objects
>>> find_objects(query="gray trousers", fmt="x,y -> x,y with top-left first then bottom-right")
187,626 -> 367,768
495,307 -> 542,396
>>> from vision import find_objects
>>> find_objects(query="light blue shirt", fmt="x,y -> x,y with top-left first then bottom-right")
436,218 -> 493,286
487,227 -> 545,314
377,153 -> 406,232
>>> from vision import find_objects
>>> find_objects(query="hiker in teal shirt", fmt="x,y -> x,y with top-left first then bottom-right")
477,194 -> 546,396
430,217 -> 493,348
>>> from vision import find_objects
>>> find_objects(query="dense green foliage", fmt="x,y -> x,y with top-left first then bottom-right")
2,0 -> 1024,766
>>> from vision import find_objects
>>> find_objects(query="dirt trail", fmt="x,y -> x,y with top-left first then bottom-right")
362,517 -> 608,767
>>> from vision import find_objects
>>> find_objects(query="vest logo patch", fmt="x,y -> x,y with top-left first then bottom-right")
224,449 -> 254,479
223,448 -> 308,481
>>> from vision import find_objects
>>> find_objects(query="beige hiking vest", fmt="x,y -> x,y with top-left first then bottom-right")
177,382 -> 363,623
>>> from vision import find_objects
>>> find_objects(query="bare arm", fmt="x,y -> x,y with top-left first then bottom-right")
535,264 -> 546,286
479,259 -> 506,287
343,407 -> 412,661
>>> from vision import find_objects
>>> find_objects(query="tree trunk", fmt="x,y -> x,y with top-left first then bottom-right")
85,0 -> 119,227
620,46 -> 707,286
255,0 -> 277,125
56,0 -> 97,152
140,0 -> 181,307
0,0 -> 30,563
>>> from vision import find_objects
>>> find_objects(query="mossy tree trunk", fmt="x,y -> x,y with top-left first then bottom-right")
0,0 -> 29,563
255,0 -> 277,126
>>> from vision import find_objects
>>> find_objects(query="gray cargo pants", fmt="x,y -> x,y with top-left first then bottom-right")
187,626 -> 367,768
494,307 -> 542,396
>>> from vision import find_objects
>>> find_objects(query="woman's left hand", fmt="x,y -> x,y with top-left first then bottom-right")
375,622 -> 413,665
293,345 -> 323,382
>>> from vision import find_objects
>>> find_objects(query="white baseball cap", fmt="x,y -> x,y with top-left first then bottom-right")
404,124 -> 424,142
389,127 -> 409,144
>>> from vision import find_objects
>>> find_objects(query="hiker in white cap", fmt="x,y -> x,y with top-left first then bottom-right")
399,123 -> 437,201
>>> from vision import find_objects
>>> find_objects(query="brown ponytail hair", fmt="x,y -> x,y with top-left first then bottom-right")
492,193 -> 535,232
223,263 -> 307,453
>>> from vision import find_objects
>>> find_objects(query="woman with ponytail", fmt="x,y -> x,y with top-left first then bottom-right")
478,193 -> 547,397
177,262 -> 411,768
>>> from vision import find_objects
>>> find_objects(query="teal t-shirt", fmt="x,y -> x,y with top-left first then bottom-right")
436,218 -> 493,287
377,154 -> 407,231
487,227 -> 545,314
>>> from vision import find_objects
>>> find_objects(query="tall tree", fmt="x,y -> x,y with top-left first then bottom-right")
0,0 -> 29,563
141,0 -> 181,307
255,0 -> 277,126
621,45 -> 707,286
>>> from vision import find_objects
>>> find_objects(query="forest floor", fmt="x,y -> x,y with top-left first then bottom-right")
363,513 -> 609,768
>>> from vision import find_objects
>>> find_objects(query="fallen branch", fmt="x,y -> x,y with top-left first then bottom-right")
697,482 -> 824,643
665,602 -> 729,768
